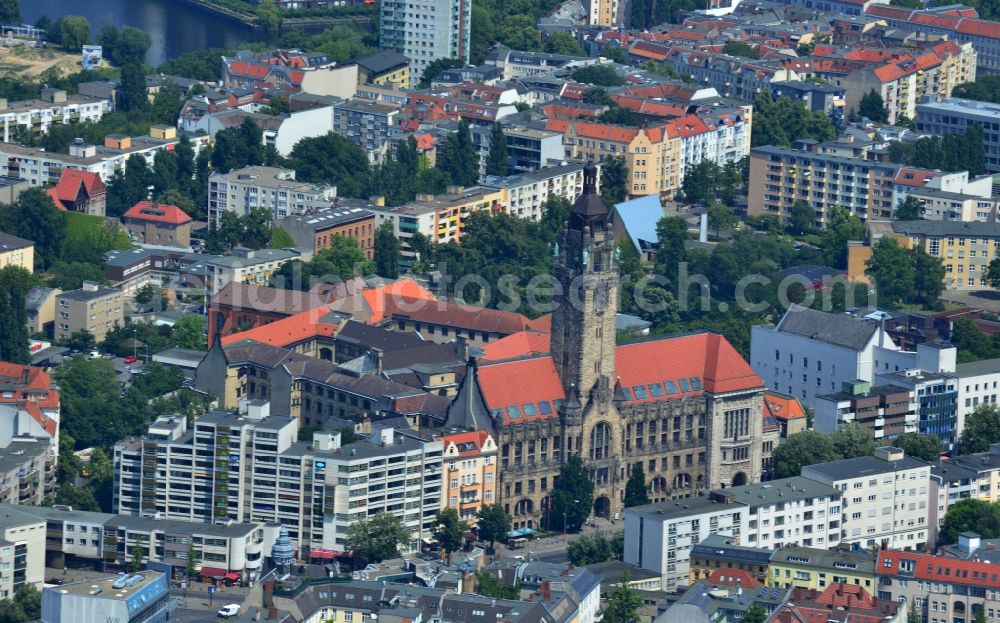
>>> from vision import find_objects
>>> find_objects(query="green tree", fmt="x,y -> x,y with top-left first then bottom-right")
345,512 -> 412,563
12,584 -> 39,622
751,92 -> 836,148
59,16 -> 90,51
582,86 -> 613,106
257,0 -> 282,33
818,205 -> 863,269
895,196 -> 923,220
859,89 -> 889,123
53,483 -> 100,512
0,0 -> 20,24
433,508 -> 468,564
831,423 -> 876,459
773,430 -> 841,478
10,188 -> 66,269
953,76 -> 1000,103
572,65 -> 624,87
911,247 -> 945,308
546,32 -> 586,56
866,237 -> 915,306
986,255 -> 1000,289
475,504 -> 511,553
270,237 -> 374,290
744,604 -> 768,623
99,25 -> 151,66
894,432 -> 941,461
475,571 -> 520,599
171,315 -> 206,350
486,122 -> 509,177
602,577 -> 644,623
568,535 -> 613,565
707,202 -> 737,237
961,403 -> 1000,453
0,266 -> 32,364
681,161 -> 723,206
374,220 -> 400,278
130,541 -> 145,572
788,200 -> 816,235
908,596 -> 921,623
437,120 -> 478,187
653,215 -> 689,290
287,133 -> 370,197
600,156 -> 629,205
623,463 -> 650,508
723,40 -> 759,59
271,227 -> 295,248
186,542 -> 201,579
549,454 -> 594,533
941,498 -> 1000,543
417,58 -> 463,88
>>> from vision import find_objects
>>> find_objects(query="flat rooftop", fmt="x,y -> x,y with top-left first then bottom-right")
54,571 -> 165,600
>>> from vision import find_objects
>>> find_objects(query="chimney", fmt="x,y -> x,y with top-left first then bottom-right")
540,580 -> 551,602
699,213 -> 708,243
372,347 -> 384,374
456,336 -> 469,360
20,367 -> 29,386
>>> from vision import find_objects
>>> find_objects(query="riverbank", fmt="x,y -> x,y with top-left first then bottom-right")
175,0 -> 376,33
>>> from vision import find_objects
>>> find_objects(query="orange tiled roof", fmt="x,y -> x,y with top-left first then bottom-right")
707,569 -> 764,589
361,278 -> 436,324
480,330 -> 551,361
221,305 -> 343,348
763,391 -> 806,421
0,363 -> 59,438
443,430 -> 491,456
123,201 -> 192,226
878,550 -> 1000,588
573,122 -> 640,143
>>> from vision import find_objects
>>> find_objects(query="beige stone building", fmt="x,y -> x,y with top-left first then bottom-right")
0,232 -> 33,273
443,164 -> 765,528
54,282 -> 123,342
25,287 -> 60,337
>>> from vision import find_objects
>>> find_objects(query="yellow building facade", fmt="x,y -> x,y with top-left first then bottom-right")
768,548 -> 876,592
0,233 -> 34,273
565,122 -> 681,200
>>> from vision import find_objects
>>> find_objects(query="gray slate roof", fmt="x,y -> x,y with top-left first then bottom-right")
775,304 -> 880,350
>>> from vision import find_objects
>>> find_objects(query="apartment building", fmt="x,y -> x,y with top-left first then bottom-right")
122,200 -> 193,247
193,248 -> 301,297
442,431 -> 498,522
688,534 -> 772,585
472,125 -> 565,178
208,165 -> 338,224
0,439 -> 56,507
954,358 -> 1000,438
222,49 -> 358,98
331,99 -> 399,164
875,370 -> 958,447
25,287 -> 59,337
0,508 -> 45,595
484,49 -> 590,80
0,233 -> 33,273
54,282 -> 123,342
707,477 -> 843,550
114,407 -> 443,553
565,121 -> 682,199
350,50 -> 411,89
929,460 -> 979,545
0,132 -> 207,186
277,203 -> 376,259
873,221 -> 1000,291
917,98 -> 1000,173
800,446 -> 931,550
747,143 -> 899,227
814,380 -> 917,441
768,547 -> 876,592
372,186 -> 503,266
40,571 -> 171,623
484,162 -> 593,221
587,0 -> 619,26
379,0 -> 470,82
624,497 -> 744,591
0,90 -> 110,143
876,548 -> 1000,623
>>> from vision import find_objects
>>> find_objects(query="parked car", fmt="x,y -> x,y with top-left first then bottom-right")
123,355 -> 138,364
218,604 -> 240,618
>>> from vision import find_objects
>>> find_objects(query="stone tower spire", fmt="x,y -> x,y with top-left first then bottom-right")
550,162 -> 620,405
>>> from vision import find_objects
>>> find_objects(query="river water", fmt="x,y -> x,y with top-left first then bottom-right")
22,0 -> 266,66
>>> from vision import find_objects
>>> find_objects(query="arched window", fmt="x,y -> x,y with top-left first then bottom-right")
590,422 -> 612,460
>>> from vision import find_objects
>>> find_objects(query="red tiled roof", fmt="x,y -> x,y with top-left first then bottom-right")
123,201 -> 192,225
221,305 -> 342,348
480,331 -> 551,361
707,569 -> 763,588
764,391 -> 806,421
911,13 -> 960,28
546,118 -> 571,133
45,188 -> 65,211
443,430 -> 492,456
894,167 -> 942,187
866,4 -> 914,18
382,297 -> 539,336
0,363 -> 59,438
878,550 -> 1000,588
476,332 -> 762,422
228,60 -> 270,80
48,169 -> 106,210
956,18 -> 1000,38
573,122 -> 640,144
361,278 -> 436,324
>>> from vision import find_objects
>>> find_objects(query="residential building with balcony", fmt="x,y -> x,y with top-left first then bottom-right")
0,90 -> 110,143
815,380 -> 917,441
768,546 -> 876,592
379,0 -> 470,82
208,165 -> 337,225
800,446 -> 931,551
747,143 -> 900,227
331,99 -> 399,164
442,430 -> 498,522
484,162 -> 594,221
875,369 -> 958,446
191,247 -> 301,298
708,477 -> 842,550
54,282 -> 123,343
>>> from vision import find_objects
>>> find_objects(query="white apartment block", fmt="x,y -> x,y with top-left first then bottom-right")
183,247 -> 301,297
953,358 -> 1000,437
676,111 -> 752,181
708,477 -> 843,550
801,447 -> 931,551
208,165 -> 337,224
0,133 -> 207,187
0,90 -> 110,143
114,404 -> 443,554
624,497 -> 743,591
751,306 -> 955,410
485,162 -> 595,221
379,0 -> 470,81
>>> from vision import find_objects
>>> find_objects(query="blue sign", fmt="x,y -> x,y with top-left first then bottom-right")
208,586 -> 216,594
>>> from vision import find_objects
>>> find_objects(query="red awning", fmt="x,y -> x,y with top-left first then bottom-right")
199,567 -> 227,578
311,550 -> 335,560
224,571 -> 240,581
